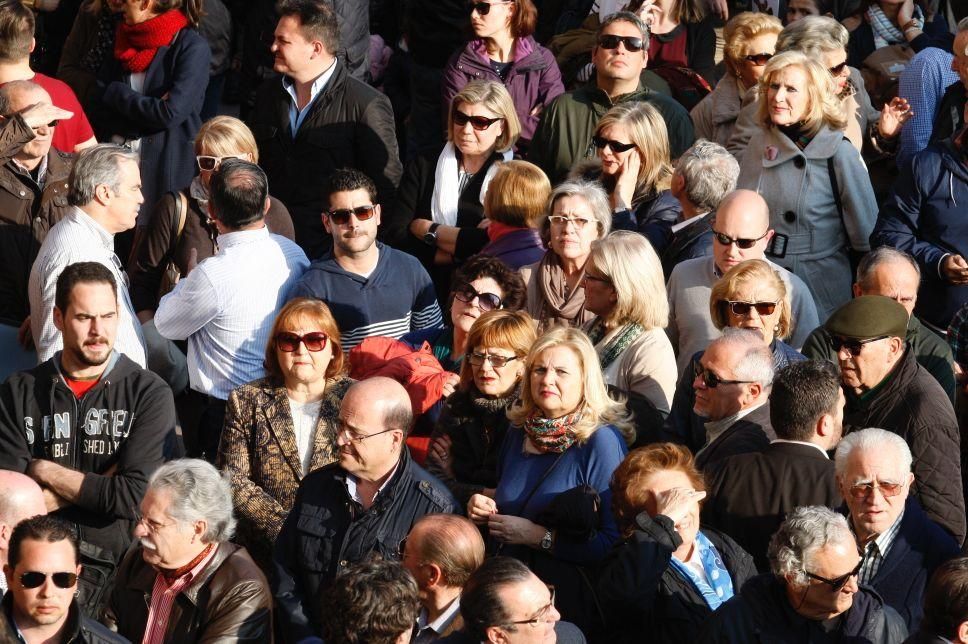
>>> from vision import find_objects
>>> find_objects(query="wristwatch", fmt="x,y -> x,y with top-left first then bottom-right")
540,529 -> 554,551
422,222 -> 441,246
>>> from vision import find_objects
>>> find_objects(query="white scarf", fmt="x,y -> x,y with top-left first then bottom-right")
430,142 -> 513,226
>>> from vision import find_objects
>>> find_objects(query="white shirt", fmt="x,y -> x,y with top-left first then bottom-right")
670,212 -> 710,234
28,207 -> 146,367
288,397 -> 322,476
154,226 -> 309,400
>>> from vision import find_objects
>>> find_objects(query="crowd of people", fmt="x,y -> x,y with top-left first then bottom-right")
0,0 -> 967,642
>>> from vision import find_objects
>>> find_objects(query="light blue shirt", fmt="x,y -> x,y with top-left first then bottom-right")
898,47 -> 959,168
283,59 -> 337,137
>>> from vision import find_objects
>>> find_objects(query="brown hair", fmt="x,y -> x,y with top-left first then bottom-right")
0,0 -> 34,62
264,298 -> 345,382
411,514 -> 485,587
152,0 -> 204,28
483,160 -> 551,229
508,0 -> 538,37
458,310 -> 537,391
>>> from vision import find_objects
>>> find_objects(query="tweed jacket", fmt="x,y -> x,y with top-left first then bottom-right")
217,375 -> 354,567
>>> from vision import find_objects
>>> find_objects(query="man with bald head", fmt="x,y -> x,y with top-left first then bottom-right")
667,189 -> 820,375
273,377 -> 459,644
0,471 -> 45,596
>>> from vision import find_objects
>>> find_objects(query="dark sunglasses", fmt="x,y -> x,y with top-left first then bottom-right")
743,53 -> 773,65
597,34 -> 645,52
847,480 -> 904,500
591,135 -> 637,153
454,283 -> 503,312
726,300 -> 778,316
830,335 -> 889,357
468,0 -> 513,15
29,119 -> 59,130
276,331 -> 328,352
453,109 -> 503,131
805,558 -> 863,592
693,361 -> 753,389
327,205 -> 377,225
20,571 -> 78,589
712,229 -> 770,249
828,60 -> 849,76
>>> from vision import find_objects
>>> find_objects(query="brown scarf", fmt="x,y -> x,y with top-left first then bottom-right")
536,252 -> 589,329
159,542 -> 215,584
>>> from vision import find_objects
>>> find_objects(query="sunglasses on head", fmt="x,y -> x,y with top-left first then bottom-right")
327,205 -> 377,225
712,229 -> 770,249
468,0 -> 513,15
828,60 -> 849,76
805,558 -> 863,592
453,110 -> 503,131
591,135 -> 637,153
196,154 -> 244,172
693,361 -> 753,389
276,331 -> 328,352
726,300 -> 778,316
743,53 -> 773,65
597,34 -> 645,52
830,335 -> 889,357
848,480 -> 904,500
20,571 -> 78,589
454,283 -> 503,311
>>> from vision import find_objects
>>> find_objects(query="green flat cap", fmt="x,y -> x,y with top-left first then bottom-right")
824,295 -> 908,340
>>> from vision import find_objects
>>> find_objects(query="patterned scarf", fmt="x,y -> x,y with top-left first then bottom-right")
668,530 -> 735,610
114,9 -> 189,73
81,7 -> 122,73
521,409 -> 582,453
586,319 -> 645,370
867,3 -> 923,49
159,542 -> 214,584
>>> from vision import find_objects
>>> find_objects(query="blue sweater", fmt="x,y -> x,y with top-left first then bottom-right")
495,424 -> 628,564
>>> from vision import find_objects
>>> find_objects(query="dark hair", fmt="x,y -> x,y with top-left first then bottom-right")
152,0 -> 204,27
55,262 -> 117,313
320,558 -> 419,644
769,360 -> 842,441
322,168 -> 378,207
508,0 -> 537,38
8,515 -> 79,569
461,557 -> 533,638
276,0 -> 340,56
922,557 -> 968,639
383,399 -> 414,439
597,11 -> 650,47
451,255 -> 526,312
209,159 -> 269,229
0,0 -> 34,62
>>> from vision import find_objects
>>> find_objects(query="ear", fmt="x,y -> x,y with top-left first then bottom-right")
835,473 -> 849,500
94,183 -> 113,205
905,472 -> 915,488
311,39 -> 325,58
957,620 -> 968,643
322,213 -> 333,235
746,382 -> 763,401
53,305 -> 65,332
0,523 -> 10,551
764,229 -> 775,242
816,412 -> 832,438
425,562 -> 444,588
373,203 -> 382,227
484,626 -> 507,644
193,519 -> 208,541
851,282 -> 862,298
262,197 -> 271,215
29,38 -> 35,54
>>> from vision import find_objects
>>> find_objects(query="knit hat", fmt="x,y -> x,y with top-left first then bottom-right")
824,295 -> 908,340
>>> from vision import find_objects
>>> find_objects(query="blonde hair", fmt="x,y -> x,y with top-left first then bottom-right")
709,259 -> 793,340
723,12 -> 783,76
195,116 -> 260,161
483,161 -> 551,228
539,179 -> 612,247
459,310 -> 538,391
595,102 -> 672,202
508,327 -> 635,445
448,80 -> 521,153
756,50 -> 848,136
588,231 -> 668,329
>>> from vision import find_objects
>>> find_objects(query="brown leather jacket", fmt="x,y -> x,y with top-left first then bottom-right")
107,542 -> 273,643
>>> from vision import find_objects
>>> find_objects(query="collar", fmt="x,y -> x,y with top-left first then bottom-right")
770,439 -> 829,458
416,596 -> 461,636
158,542 -> 217,585
282,58 -> 337,106
69,206 -> 115,249
671,211 -> 709,233
215,224 -> 269,249
703,400 -> 766,435
857,509 -> 905,556
345,460 -> 401,505
762,125 -> 844,167
11,154 -> 48,185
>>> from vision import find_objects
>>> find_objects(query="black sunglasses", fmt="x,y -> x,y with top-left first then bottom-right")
828,60 -> 849,76
597,34 -> 645,52
693,361 -> 753,389
327,205 -> 377,225
743,53 -> 773,65
712,229 -> 770,249
830,335 -> 889,357
20,571 -> 78,589
725,300 -> 778,316
276,331 -> 328,353
591,135 -> 637,153
469,0 -> 513,15
453,109 -> 503,131
454,283 -> 503,312
805,558 -> 863,592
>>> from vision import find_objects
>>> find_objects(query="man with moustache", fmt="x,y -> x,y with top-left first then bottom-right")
273,377 -> 458,644
0,262 -> 178,616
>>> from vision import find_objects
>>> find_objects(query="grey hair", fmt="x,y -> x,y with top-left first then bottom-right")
856,247 -> 920,289
0,79 -> 43,117
598,11 -> 650,46
675,139 -> 740,212
776,15 -> 849,58
717,327 -> 775,387
539,179 -> 612,246
148,459 -> 236,543
833,427 -> 913,479
768,505 -> 855,586
68,144 -> 139,207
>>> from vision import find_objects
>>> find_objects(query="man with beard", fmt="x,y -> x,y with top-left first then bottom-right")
289,169 -> 443,348
0,261 -> 179,617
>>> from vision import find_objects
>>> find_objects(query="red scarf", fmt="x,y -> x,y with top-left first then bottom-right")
114,9 -> 189,73
486,220 -> 526,242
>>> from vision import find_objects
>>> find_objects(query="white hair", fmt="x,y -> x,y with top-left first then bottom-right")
768,505 -> 855,586
148,459 -> 236,543
716,327 -> 775,387
833,427 -> 912,479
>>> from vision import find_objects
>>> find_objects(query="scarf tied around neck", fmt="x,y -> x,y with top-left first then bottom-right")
115,9 -> 189,73
522,409 -> 583,453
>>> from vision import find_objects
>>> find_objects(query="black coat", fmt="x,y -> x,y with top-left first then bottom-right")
698,574 -> 909,643
659,215 -> 713,280
931,82 -> 965,147
437,621 -> 587,644
703,441 -> 841,572
842,348 -> 966,545
597,512 -> 756,644
694,403 -> 776,471
271,448 -> 458,643
0,594 -> 125,644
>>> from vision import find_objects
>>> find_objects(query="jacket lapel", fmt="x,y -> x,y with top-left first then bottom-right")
262,385 -> 304,479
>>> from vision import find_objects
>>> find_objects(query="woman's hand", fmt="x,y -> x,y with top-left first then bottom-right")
468,493 -> 498,525
878,97 -> 914,139
488,514 -> 547,547
655,487 -> 706,527
441,372 -> 460,399
898,0 -> 915,28
614,152 -> 640,211
428,434 -> 455,478
633,0 -> 662,26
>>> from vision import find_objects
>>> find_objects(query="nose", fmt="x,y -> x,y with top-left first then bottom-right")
693,372 -> 707,390
836,345 -> 852,361
842,574 -> 859,594
133,521 -> 147,538
548,604 -> 562,623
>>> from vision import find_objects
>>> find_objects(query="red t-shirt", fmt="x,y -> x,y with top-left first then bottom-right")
23,73 -> 95,154
64,374 -> 101,399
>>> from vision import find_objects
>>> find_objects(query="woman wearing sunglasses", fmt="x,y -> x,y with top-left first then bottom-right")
598,443 -> 755,643
692,12 -> 782,148
217,297 -> 353,573
441,0 -> 563,153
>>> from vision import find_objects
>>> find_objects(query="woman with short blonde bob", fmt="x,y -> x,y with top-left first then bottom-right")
479,160 -> 549,269
738,50 -> 877,320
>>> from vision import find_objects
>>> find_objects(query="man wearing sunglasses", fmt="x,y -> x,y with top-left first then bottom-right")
825,295 -> 965,545
0,471 -> 45,597
1,515 -> 125,644
528,11 -> 694,184
835,428 -> 959,632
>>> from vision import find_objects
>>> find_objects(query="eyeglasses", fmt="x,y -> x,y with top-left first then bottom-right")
805,558 -> 863,592
134,513 -> 174,533
467,352 -> 518,368
597,34 -> 645,52
327,205 -> 377,225
29,120 -> 59,133
453,109 -> 504,131
454,283 -> 503,312
725,300 -> 779,316
828,60 -> 849,76
276,331 -> 328,352
693,361 -> 753,389
19,571 -> 78,590
506,585 -> 556,627
712,229 -> 770,249
548,215 -> 593,229
847,480 -> 905,500
830,335 -> 890,357
743,53 -> 773,65
469,0 -> 513,15
196,154 -> 244,172
591,135 -> 637,153
338,425 -> 398,444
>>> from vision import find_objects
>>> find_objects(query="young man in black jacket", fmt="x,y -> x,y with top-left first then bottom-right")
0,261 -> 179,616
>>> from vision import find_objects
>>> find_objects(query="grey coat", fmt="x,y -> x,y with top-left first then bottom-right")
690,75 -> 754,149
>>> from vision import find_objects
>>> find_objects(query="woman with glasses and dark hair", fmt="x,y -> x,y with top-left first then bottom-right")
217,297 -> 354,572
598,443 -> 755,643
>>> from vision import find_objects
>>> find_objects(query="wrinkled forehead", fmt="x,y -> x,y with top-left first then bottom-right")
842,446 -> 907,483
6,86 -> 53,113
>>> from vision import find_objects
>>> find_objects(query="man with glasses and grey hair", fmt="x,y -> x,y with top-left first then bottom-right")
107,458 -> 271,643
835,427 -> 959,631
699,505 -> 908,643
273,377 -> 458,644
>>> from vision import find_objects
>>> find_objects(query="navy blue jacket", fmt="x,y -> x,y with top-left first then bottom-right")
660,215 -> 713,280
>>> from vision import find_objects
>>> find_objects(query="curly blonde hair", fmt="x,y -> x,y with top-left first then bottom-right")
756,50 -> 848,137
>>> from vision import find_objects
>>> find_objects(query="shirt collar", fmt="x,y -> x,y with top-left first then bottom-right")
158,542 -> 219,589
864,509 -> 904,556
282,58 -> 338,107
416,597 -> 461,636
671,211 -> 709,233
70,206 -> 114,248
345,460 -> 401,505
216,225 -> 269,249
11,155 -> 48,187
770,439 -> 830,459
